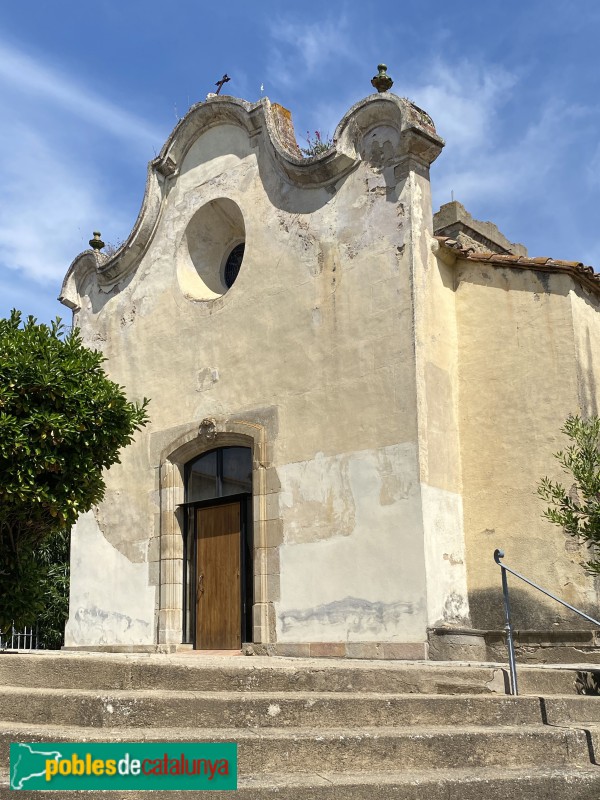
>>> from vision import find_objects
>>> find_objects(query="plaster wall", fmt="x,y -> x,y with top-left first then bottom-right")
62,95 -> 600,650
412,223 -> 470,628
277,444 -> 426,642
567,287 -> 600,612
66,511 -> 156,646
571,287 -> 600,419
63,98 -> 450,648
456,263 -> 600,628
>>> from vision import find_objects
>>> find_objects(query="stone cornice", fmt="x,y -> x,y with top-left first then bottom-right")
60,93 -> 444,309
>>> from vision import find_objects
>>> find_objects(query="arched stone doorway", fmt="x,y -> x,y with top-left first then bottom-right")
182,446 -> 253,649
155,417 -> 279,651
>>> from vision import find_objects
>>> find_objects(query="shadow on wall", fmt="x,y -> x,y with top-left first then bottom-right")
581,326 -> 598,418
469,586 -> 600,631
85,264 -> 135,317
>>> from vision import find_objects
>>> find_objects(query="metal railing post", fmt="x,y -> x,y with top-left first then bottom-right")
495,549 -> 518,695
494,548 -> 600,697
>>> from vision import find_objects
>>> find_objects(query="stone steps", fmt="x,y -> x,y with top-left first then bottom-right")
0,651 -> 592,694
2,766 -> 600,800
0,687 -> 549,728
0,652 -> 508,693
0,721 -> 593,772
1,652 -> 600,797
3,686 -> 600,729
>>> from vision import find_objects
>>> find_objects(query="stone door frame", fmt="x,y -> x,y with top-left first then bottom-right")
155,417 -> 279,648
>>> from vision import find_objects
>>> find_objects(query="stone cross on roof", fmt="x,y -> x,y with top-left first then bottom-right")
215,74 -> 230,95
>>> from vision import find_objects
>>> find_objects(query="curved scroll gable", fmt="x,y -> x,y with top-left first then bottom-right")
60,93 -> 444,308
59,158 -> 163,307
334,93 -> 444,166
60,250 -> 101,311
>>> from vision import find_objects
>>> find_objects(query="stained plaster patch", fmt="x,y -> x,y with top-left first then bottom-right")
65,511 -> 155,646
276,444 -> 428,642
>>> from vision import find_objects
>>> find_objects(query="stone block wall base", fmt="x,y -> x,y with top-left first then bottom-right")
243,641 -> 428,660
428,627 -> 600,664
427,628 -> 488,661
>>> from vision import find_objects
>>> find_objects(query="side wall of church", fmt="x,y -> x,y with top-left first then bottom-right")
455,261 -> 600,629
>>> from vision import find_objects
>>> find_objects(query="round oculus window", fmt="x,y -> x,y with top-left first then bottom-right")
177,198 -> 245,301
224,243 -> 245,289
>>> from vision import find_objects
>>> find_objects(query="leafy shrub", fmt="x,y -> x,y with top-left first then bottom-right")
538,415 -> 600,573
0,310 -> 148,631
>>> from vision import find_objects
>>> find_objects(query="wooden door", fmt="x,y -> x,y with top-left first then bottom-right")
195,502 -> 241,650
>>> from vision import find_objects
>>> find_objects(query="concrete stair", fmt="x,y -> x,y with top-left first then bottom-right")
0,652 -> 599,798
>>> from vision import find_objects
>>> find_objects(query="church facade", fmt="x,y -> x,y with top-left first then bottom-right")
59,86 -> 600,657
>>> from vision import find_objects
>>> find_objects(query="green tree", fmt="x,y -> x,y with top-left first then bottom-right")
0,310 -> 149,632
0,528 -> 70,648
35,528 -> 70,649
538,414 -> 600,573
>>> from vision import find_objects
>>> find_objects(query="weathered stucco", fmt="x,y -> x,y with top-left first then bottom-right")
571,286 -> 600,419
66,511 -> 156,646
277,444 -> 427,643
60,89 -> 600,654
454,262 -> 600,628
61,93 -> 460,651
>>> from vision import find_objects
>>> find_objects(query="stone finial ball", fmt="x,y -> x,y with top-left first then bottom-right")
371,64 -> 394,93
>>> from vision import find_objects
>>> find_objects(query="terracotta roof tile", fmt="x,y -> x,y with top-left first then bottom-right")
435,236 -> 600,296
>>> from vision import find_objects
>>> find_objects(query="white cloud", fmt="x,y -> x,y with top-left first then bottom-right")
0,38 -> 163,148
404,59 -> 517,152
586,141 -> 600,188
267,16 -> 357,89
0,123 -> 125,282
431,96 -> 586,210
403,60 -> 561,200
0,38 -> 165,286
0,265 -> 65,324
399,57 -> 600,262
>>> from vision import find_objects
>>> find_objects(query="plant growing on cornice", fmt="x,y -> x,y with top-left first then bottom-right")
300,130 -> 332,157
103,238 -> 124,258
0,310 -> 149,630
538,415 -> 600,573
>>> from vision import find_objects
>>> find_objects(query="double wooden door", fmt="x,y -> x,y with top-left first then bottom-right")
195,502 -> 241,650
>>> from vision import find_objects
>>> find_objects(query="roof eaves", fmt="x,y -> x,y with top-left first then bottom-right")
434,236 -> 600,297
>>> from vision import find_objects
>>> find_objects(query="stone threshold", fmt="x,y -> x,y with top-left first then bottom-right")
60,631 -> 600,664
61,642 -> 428,659
243,642 -> 427,659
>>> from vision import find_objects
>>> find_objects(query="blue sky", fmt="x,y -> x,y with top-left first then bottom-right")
1,1 -> 600,324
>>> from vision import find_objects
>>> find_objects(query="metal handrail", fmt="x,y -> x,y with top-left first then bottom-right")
494,549 -> 600,695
